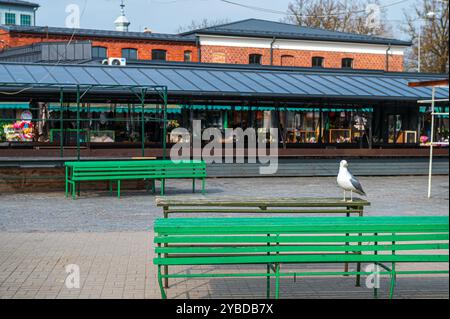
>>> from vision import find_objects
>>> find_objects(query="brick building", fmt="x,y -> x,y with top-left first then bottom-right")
0,2 -> 411,72
183,19 -> 410,72
0,25 -> 199,62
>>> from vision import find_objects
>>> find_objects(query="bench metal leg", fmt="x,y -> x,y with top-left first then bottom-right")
389,239 -> 397,299
202,178 -> 206,194
163,205 -> 169,288
65,167 -> 69,198
266,264 -> 271,299
164,265 -> 169,289
161,179 -> 165,196
374,234 -> 379,299
275,263 -> 280,299
192,179 -> 196,193
152,180 -> 156,194
72,181 -> 76,200
389,267 -> 396,300
117,180 -> 121,199
355,209 -> 363,287
266,234 -> 271,299
157,264 -> 167,299
344,211 -> 350,275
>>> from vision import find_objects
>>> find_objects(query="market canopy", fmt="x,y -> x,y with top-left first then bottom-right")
0,62 -> 448,104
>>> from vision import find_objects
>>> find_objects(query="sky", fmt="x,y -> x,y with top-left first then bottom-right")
33,0 -> 417,40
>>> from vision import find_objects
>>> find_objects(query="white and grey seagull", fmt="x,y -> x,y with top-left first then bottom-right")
337,160 -> 366,202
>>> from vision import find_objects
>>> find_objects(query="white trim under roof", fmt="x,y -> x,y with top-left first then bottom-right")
199,35 -> 406,56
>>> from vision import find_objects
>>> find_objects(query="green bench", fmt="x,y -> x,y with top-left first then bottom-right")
153,216 -> 449,299
65,160 -> 206,199
156,196 -> 371,288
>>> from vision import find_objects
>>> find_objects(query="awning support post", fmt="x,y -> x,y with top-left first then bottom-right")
427,87 -> 436,199
59,88 -> 64,158
140,88 -> 147,158
162,87 -> 168,160
76,85 -> 81,161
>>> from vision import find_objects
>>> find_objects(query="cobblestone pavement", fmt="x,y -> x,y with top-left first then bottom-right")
0,176 -> 448,232
0,176 -> 448,299
0,232 -> 448,299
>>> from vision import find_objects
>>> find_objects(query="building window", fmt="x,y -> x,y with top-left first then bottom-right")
5,13 -> 16,25
249,54 -> 262,65
20,14 -> 31,26
184,50 -> 192,62
342,58 -> 354,69
312,56 -> 324,68
122,48 -> 138,60
152,49 -> 167,61
92,46 -> 108,59
281,55 -> 295,67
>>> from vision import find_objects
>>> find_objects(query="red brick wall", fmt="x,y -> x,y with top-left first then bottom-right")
0,32 -> 198,62
0,31 -> 404,71
201,45 -> 404,71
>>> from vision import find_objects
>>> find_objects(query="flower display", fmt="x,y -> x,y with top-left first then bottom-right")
3,121 -> 34,142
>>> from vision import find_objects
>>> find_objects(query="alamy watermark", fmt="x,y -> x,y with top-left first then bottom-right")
365,264 -> 381,289
365,4 -> 381,30
65,264 -> 80,289
170,120 -> 279,175
65,4 -> 81,28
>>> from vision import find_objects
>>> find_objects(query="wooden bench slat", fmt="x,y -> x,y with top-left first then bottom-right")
156,196 -> 370,207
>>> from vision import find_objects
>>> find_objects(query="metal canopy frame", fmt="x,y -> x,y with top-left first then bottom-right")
409,79 -> 450,199
0,82 -> 169,161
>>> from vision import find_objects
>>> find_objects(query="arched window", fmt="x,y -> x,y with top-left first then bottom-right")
342,58 -> 354,69
122,48 -> 138,60
249,54 -> 262,65
184,50 -> 192,62
281,55 -> 295,67
312,56 -> 324,68
92,46 -> 107,59
152,49 -> 167,61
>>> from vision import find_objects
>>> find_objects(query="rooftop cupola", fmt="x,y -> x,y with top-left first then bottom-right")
114,0 -> 130,32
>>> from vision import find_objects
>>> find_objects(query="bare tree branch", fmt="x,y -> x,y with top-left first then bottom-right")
177,18 -> 230,33
284,0 -> 392,37
403,0 -> 449,73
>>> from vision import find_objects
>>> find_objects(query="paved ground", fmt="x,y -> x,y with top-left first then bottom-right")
0,176 -> 448,232
0,176 -> 448,299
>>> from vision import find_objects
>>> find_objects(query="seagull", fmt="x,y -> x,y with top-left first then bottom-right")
337,160 -> 366,202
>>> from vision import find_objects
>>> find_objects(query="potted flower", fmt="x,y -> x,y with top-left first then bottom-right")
420,135 -> 429,145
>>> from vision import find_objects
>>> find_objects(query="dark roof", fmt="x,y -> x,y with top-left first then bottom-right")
181,18 -> 411,46
0,61 -> 447,103
0,25 -> 196,42
0,0 -> 39,7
